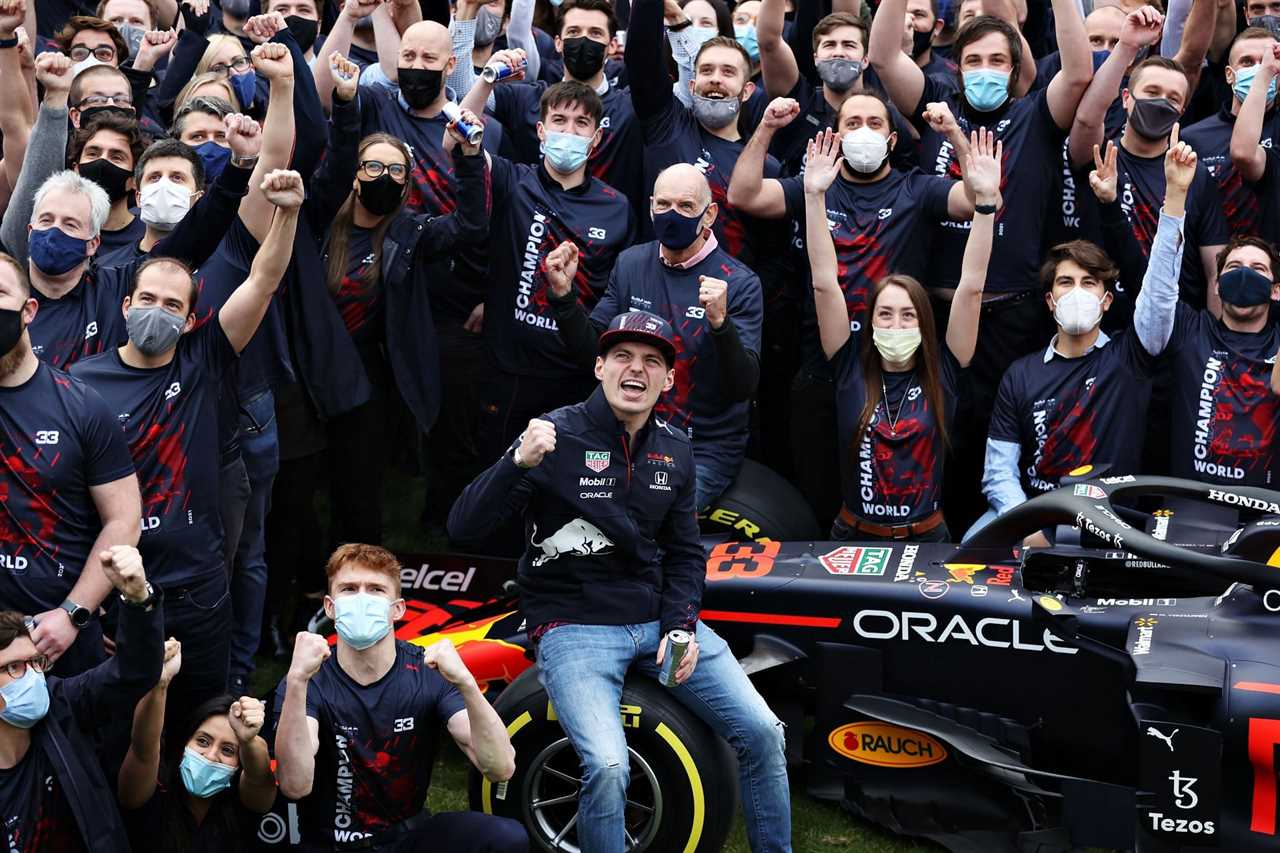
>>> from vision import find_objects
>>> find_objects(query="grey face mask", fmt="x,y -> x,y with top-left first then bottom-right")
127,305 -> 184,355
816,58 -> 863,92
474,7 -> 503,48
690,92 -> 741,129
116,23 -> 145,62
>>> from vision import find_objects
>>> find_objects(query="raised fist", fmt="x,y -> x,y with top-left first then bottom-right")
514,419 -> 556,468
288,631 -> 331,681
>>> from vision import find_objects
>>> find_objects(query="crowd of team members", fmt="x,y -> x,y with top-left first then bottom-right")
1,0 -> 1280,847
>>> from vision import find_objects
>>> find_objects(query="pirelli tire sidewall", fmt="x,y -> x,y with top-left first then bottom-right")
470,667 -> 736,853
701,458 -> 822,542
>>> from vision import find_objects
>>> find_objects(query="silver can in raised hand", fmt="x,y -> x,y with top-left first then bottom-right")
659,629 -> 692,687
481,58 -> 525,83
441,101 -> 483,146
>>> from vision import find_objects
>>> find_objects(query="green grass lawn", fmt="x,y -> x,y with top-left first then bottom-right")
252,467 -> 934,852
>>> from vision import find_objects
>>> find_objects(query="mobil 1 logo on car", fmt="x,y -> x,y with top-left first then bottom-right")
1139,721 -> 1221,844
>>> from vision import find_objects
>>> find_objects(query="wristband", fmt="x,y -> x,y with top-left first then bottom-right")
974,203 -> 997,215
668,18 -> 692,31
230,154 -> 259,169
0,35 -> 18,49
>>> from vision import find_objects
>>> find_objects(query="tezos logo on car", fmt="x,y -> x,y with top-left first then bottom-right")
827,722 -> 948,768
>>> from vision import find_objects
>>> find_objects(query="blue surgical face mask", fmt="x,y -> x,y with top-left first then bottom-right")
230,69 -> 257,110
962,68 -> 1010,112
196,140 -> 231,184
1233,64 -> 1278,106
29,226 -> 89,276
734,24 -> 759,62
687,25 -> 719,51
332,592 -> 393,650
180,747 -> 236,798
542,131 -> 593,173
0,669 -> 50,729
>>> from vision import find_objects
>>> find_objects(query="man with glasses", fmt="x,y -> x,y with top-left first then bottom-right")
0,544 -> 164,853
0,253 -> 142,678
55,15 -> 126,71
69,64 -> 135,129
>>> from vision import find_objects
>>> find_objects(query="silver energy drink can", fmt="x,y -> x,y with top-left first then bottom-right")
481,59 -> 525,83
441,101 -> 483,145
660,629 -> 692,687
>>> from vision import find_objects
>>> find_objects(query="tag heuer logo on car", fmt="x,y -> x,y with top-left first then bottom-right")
1073,484 -> 1106,499
820,546 -> 891,576
584,451 -> 611,472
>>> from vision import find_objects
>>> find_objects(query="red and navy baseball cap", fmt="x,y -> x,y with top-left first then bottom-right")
598,311 -> 677,367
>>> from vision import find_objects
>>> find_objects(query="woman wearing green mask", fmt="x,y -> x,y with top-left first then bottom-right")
805,126 -> 998,542
118,639 -> 277,851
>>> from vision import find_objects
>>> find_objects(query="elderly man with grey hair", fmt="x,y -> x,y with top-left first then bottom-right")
548,162 -> 764,510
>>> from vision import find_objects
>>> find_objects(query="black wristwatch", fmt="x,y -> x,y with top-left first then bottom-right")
59,599 -> 92,629
0,35 -> 18,49
122,582 -> 158,612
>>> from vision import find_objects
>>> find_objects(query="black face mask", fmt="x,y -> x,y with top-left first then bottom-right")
397,67 -> 444,110
562,36 -> 607,81
357,174 -> 405,216
79,158 -> 132,202
911,27 -> 933,59
76,105 -> 134,126
1128,96 -> 1181,140
285,15 -> 318,53
0,307 -> 21,357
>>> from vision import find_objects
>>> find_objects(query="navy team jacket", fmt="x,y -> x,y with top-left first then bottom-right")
448,387 -> 705,634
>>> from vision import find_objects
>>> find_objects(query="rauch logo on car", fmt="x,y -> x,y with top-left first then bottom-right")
827,722 -> 948,768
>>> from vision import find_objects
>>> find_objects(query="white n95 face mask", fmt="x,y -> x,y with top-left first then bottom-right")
1052,287 -> 1103,335
841,126 -> 889,173
139,179 -> 192,231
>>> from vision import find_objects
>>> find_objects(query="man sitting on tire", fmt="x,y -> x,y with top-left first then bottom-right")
449,312 -> 793,853
271,543 -> 527,853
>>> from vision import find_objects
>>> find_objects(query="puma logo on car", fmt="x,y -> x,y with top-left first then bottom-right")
1147,726 -> 1177,751
530,519 -> 615,567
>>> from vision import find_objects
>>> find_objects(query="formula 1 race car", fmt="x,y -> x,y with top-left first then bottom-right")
251,468 -> 1280,853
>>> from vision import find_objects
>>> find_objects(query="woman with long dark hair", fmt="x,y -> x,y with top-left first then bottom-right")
805,126 -> 1000,542
118,640 -> 275,851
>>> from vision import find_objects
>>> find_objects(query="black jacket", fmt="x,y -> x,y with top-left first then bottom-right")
448,387 -> 705,634
307,92 -> 491,431
39,594 -> 164,853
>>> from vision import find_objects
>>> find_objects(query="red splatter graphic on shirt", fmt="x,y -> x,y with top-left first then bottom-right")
656,318 -> 702,430
130,422 -> 190,519
347,732 -> 421,834
0,442 -> 64,564
1035,384 -> 1100,482
1208,359 -> 1279,477
405,161 -> 457,217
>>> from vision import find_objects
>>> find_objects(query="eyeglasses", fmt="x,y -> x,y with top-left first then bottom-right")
76,94 -> 134,110
208,55 -> 253,77
359,160 -> 409,181
1,655 -> 48,681
69,44 -> 116,63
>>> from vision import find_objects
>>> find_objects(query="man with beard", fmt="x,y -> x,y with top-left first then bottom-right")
69,169 -> 302,714
459,0 -> 645,217
624,0 -> 780,270
0,253 -> 141,676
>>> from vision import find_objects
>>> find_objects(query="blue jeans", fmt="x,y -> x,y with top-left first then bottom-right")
536,620 -> 792,853
229,389 -> 279,677
695,459 -> 738,512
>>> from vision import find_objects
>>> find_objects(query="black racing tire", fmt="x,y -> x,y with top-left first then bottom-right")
701,458 -> 821,542
469,667 -> 736,853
